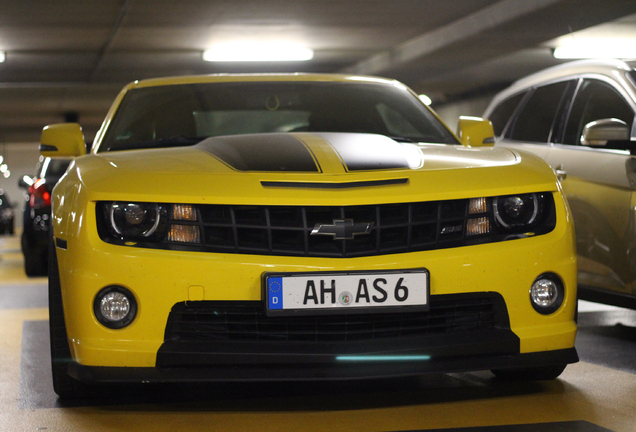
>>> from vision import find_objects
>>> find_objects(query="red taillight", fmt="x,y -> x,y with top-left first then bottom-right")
29,179 -> 51,209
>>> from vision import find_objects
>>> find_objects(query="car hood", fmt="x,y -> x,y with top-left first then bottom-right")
72,132 -> 558,205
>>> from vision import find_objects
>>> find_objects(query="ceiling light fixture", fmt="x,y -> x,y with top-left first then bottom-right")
0,51 -> 5,62
553,39 -> 636,59
203,43 -> 313,62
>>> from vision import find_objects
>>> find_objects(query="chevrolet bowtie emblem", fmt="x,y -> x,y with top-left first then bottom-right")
311,219 -> 374,240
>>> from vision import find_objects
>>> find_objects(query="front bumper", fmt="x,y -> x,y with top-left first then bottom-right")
55,190 -> 578,380
68,348 -> 578,384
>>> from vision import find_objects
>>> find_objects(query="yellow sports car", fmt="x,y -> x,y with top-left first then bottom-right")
42,74 -> 578,398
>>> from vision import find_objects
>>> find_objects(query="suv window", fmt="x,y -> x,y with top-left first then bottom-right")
562,79 -> 635,148
507,81 -> 569,143
488,91 -> 526,136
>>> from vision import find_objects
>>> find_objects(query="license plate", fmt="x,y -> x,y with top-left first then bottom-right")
263,269 -> 429,316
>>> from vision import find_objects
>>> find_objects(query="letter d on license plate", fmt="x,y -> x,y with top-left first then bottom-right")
263,269 -> 429,316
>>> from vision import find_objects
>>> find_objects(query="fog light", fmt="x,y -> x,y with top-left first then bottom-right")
530,273 -> 564,315
101,291 -> 130,320
94,286 -> 137,329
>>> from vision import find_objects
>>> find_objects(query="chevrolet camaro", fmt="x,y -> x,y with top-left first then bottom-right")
41,74 -> 578,398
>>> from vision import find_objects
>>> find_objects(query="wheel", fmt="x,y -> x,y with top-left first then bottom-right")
24,248 -> 47,276
48,241 -> 93,399
491,364 -> 567,381
22,233 -> 47,277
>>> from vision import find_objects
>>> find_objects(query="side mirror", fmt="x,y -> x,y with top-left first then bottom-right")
456,116 -> 495,148
40,123 -> 87,158
580,118 -> 630,146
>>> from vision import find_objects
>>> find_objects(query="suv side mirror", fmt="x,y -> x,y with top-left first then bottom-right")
580,118 -> 630,146
456,116 -> 495,148
40,123 -> 87,158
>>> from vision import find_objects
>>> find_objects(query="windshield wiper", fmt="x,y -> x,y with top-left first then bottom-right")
385,135 -> 418,143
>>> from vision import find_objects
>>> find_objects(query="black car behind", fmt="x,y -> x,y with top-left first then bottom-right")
0,190 -> 15,235
19,157 -> 71,276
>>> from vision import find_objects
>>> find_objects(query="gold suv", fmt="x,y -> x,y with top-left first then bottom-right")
484,59 -> 636,309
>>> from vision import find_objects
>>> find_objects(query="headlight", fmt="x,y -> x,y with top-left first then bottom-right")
463,192 -> 554,241
105,201 -> 167,240
97,201 -> 201,247
493,193 -> 544,230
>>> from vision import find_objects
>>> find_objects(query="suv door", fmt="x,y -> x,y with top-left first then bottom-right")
546,78 -> 636,300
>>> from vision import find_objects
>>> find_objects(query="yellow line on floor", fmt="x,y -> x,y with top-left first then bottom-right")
0,234 -> 35,284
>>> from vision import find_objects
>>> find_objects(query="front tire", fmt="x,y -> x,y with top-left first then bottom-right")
48,241 -> 93,399
23,233 -> 47,276
491,364 -> 567,381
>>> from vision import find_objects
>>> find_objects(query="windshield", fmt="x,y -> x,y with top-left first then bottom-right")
98,81 -> 457,152
629,68 -> 636,88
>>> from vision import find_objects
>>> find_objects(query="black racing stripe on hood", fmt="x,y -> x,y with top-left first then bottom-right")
197,134 -> 319,172
318,133 -> 418,171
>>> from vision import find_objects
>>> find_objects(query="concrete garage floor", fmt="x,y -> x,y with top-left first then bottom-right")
1,234 -> 636,432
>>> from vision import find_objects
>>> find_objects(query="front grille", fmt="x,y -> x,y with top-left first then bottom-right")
176,200 -> 481,257
164,293 -> 510,343
97,193 -> 556,258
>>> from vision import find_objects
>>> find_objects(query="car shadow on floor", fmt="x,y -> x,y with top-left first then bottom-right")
576,309 -> 636,374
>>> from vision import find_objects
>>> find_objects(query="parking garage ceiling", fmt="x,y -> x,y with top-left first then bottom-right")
1,0 -> 636,143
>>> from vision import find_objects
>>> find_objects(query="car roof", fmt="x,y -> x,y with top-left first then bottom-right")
511,59 -> 635,90
126,73 -> 401,90
484,59 -> 636,116
506,59 -> 634,93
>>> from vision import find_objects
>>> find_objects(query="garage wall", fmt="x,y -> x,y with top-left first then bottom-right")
0,143 -> 41,230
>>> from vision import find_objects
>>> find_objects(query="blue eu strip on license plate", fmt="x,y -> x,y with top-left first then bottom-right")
265,270 -> 429,316
268,276 -> 283,310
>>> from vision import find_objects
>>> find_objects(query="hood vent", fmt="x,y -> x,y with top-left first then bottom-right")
261,178 -> 408,189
